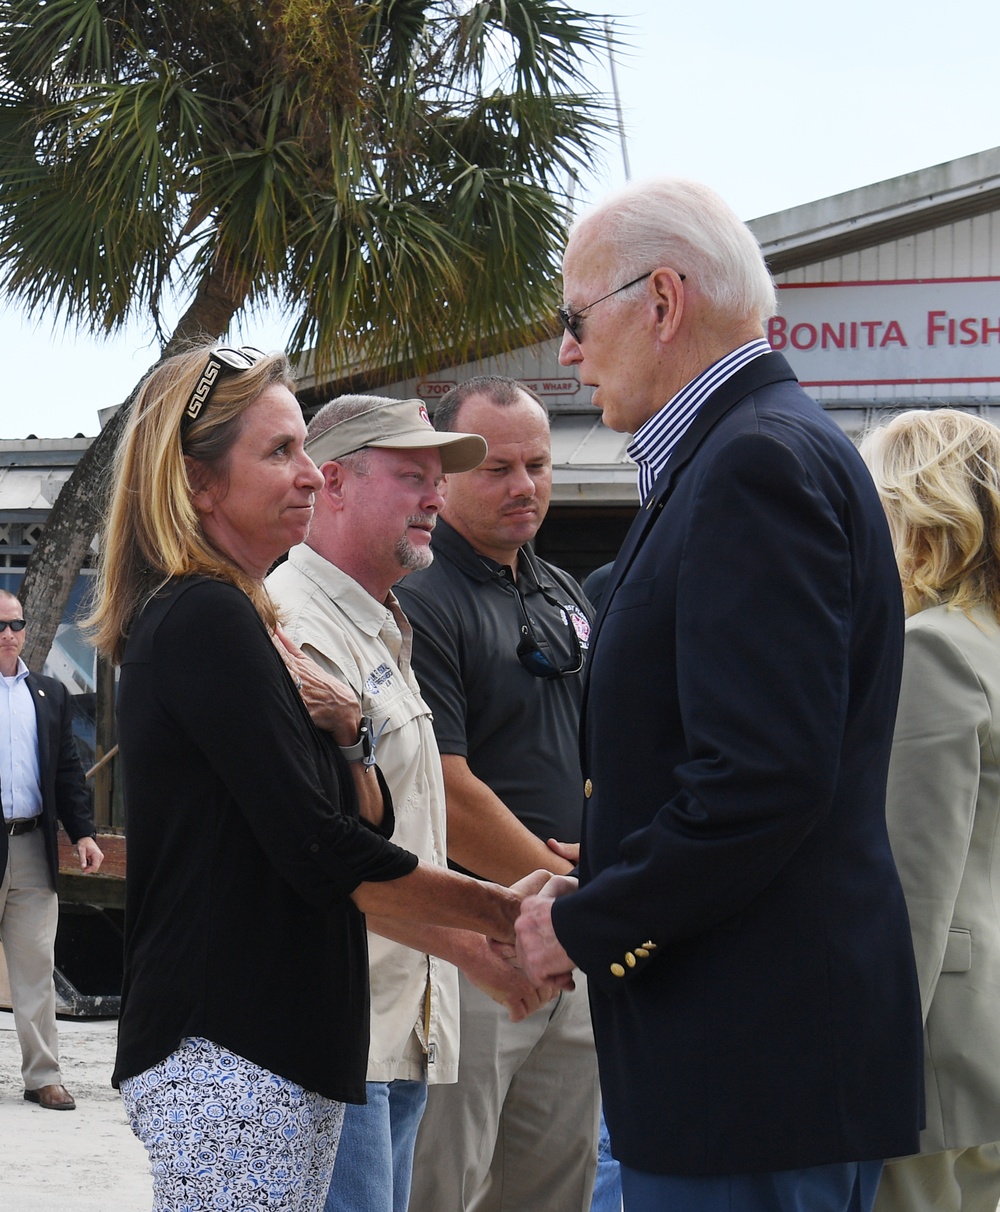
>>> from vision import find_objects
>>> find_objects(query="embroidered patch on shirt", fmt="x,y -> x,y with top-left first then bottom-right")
365,663 -> 394,695
565,606 -> 591,648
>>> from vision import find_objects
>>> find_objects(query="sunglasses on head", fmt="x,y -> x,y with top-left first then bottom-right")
182,346 -> 267,435
0,619 -> 26,632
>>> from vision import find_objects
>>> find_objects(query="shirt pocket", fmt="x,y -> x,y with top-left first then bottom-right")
941,927 -> 972,973
361,667 -> 429,740
605,576 -> 656,615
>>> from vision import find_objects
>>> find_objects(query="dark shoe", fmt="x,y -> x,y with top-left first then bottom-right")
24,1084 -> 76,1110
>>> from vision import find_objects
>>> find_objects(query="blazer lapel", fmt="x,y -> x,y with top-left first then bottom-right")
26,674 -> 52,803
583,352 -> 799,694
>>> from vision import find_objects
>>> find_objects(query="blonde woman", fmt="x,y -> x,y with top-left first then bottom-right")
87,344 -> 524,1212
861,409 -> 1000,1212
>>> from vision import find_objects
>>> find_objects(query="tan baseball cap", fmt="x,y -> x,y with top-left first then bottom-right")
306,397 -> 486,473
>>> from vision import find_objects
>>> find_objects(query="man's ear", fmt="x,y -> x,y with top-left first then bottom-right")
184,455 -> 217,515
650,267 -> 685,345
320,461 -> 348,511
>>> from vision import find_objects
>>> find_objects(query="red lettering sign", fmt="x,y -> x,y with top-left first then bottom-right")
416,381 -> 456,398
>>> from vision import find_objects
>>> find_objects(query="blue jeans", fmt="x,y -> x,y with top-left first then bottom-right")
591,1106 -> 622,1212
324,1079 -> 428,1212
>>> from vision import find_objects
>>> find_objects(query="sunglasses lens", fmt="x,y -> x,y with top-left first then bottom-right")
556,308 -> 577,340
517,634 -> 559,679
519,649 -> 556,678
215,346 -> 265,372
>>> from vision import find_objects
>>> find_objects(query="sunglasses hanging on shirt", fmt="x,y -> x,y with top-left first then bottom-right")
510,582 -> 584,680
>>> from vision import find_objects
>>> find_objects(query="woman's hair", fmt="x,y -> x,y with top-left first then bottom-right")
859,408 -> 1000,622
87,343 -> 296,663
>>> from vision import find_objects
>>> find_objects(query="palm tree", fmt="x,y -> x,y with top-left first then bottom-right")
0,0 -> 608,666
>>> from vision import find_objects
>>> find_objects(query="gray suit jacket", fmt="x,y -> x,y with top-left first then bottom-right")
887,603 -> 1000,1153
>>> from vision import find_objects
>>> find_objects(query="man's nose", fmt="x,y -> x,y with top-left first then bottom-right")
507,464 -> 536,497
558,329 -> 581,365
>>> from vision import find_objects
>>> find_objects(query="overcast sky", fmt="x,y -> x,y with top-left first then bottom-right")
5,0 -> 1000,440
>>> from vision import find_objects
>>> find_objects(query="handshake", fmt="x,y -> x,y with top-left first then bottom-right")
468,839 -> 580,1023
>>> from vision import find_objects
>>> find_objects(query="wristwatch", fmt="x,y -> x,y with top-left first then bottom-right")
339,716 -> 375,767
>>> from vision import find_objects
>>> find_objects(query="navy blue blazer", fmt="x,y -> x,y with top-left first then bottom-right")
552,352 -> 923,1176
1,672 -> 94,887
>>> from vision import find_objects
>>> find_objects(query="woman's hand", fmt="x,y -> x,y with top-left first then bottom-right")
271,625 -> 361,746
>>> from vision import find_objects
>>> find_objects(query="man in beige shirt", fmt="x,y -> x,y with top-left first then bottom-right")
267,395 -> 552,1212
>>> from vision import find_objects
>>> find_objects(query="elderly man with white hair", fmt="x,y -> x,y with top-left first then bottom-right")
515,179 -> 925,1212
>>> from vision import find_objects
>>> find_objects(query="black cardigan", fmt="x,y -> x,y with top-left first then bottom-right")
112,577 -> 417,1102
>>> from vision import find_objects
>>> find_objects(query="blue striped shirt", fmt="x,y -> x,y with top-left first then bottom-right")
628,339 -> 772,503
1,658 -> 43,821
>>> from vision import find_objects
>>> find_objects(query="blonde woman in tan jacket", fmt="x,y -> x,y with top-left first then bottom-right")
861,409 -> 1000,1212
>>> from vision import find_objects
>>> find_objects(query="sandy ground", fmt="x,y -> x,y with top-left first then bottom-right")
0,1010 -> 151,1211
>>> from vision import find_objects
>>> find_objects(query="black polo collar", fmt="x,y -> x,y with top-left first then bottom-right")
430,519 -> 555,591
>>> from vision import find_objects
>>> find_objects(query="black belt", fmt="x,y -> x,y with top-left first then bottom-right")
5,816 -> 41,836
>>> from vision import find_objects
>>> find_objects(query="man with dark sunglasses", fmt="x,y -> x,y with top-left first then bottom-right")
0,590 -> 103,1111
396,376 -> 600,1212
514,179 -> 924,1212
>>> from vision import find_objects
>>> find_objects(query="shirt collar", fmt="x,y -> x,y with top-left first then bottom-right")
627,338 -> 772,502
3,657 -> 30,685
430,519 -> 553,590
287,544 -> 397,640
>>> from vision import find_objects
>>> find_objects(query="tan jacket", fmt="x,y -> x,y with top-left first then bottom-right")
267,546 -> 459,1084
887,603 -> 1000,1152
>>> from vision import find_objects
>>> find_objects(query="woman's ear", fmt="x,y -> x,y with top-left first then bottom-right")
185,455 -> 216,514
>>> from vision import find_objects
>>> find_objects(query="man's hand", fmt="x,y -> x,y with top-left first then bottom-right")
515,875 -> 578,990
272,626 -> 361,745
509,868 -> 555,901
489,869 -> 559,963
462,936 -> 559,1023
546,838 -> 579,865
75,836 -> 104,873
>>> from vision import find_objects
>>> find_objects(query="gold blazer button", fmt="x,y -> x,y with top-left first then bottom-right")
610,963 -> 625,978
584,778 -> 593,798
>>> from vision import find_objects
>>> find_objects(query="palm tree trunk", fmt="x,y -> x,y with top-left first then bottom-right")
19,399 -> 135,670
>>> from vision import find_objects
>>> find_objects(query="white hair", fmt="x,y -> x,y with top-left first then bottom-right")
573,178 -> 777,325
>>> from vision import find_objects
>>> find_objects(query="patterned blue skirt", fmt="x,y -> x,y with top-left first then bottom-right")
120,1036 -> 345,1211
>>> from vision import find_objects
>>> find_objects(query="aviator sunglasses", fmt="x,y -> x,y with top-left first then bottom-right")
557,270 -> 685,342
181,346 -> 267,434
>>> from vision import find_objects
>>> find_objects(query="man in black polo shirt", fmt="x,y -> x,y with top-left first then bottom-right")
397,376 -> 600,1212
